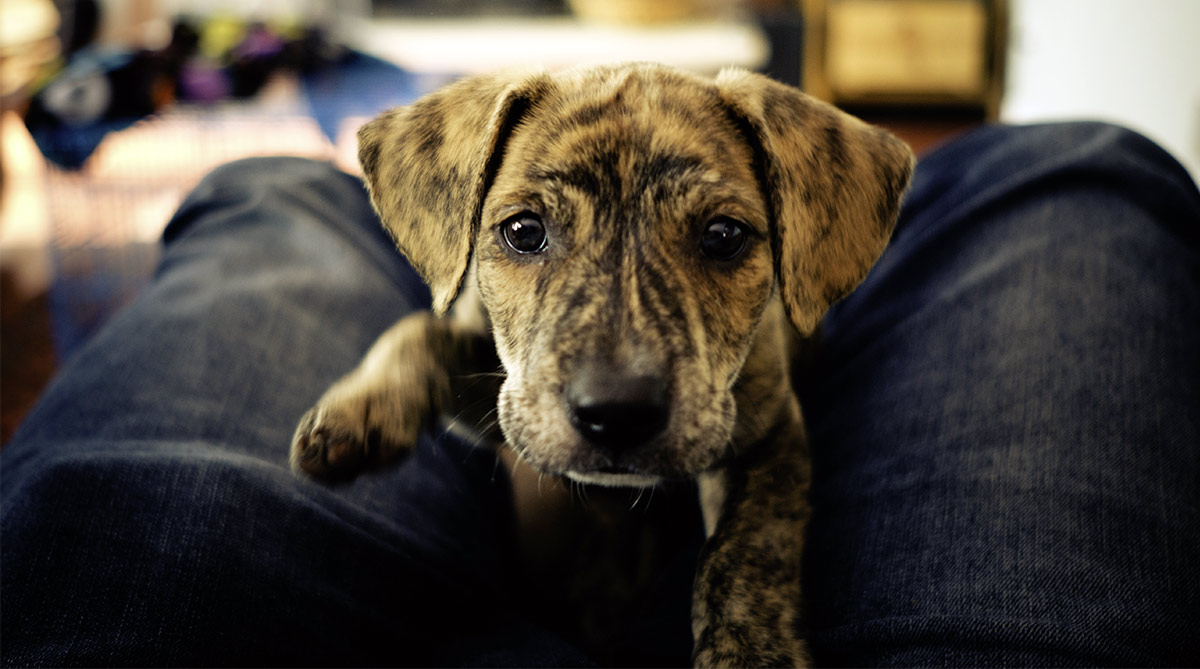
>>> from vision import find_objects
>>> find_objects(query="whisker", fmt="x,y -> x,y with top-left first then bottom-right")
630,486 -> 646,511
452,371 -> 508,381
575,479 -> 591,508
490,451 -> 504,483
444,398 -> 502,440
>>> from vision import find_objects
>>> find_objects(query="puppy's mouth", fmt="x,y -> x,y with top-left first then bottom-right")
498,363 -> 736,487
564,467 -> 663,488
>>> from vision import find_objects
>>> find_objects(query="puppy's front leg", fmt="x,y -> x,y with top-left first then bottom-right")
693,407 -> 812,668
290,310 -> 495,483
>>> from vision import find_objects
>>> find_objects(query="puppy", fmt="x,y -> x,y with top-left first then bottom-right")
291,62 -> 913,666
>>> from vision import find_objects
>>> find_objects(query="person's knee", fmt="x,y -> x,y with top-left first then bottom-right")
905,121 -> 1199,250
163,157 -> 367,244
196,156 -> 346,197
1033,121 -> 1195,186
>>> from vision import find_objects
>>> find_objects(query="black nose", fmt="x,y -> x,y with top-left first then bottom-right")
566,366 -> 670,449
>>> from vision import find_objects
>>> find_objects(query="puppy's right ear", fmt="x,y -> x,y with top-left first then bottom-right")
358,72 -> 550,315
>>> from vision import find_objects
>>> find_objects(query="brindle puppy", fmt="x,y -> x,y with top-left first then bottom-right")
291,62 -> 913,667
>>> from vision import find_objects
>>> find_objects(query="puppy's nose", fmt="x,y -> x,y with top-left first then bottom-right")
566,367 -> 670,449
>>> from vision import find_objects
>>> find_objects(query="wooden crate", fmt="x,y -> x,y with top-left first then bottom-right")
802,0 -> 1006,117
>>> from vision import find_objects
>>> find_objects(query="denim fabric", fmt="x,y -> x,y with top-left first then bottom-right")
1,160 -> 602,667
801,122 -> 1200,666
2,122 -> 1197,667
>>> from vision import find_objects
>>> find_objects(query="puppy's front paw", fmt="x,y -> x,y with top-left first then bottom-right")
290,387 -> 425,483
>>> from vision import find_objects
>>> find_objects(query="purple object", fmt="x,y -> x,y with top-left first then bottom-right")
178,59 -> 230,103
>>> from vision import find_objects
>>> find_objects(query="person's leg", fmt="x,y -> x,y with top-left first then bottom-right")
800,122 -> 1200,666
0,158 -> 592,667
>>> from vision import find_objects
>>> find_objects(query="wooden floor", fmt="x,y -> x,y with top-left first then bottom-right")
1,269 -> 57,445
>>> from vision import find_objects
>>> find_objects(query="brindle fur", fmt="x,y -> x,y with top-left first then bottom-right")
291,63 -> 913,667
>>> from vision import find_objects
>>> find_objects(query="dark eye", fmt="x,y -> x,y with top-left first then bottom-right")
500,213 -> 547,254
699,217 -> 750,261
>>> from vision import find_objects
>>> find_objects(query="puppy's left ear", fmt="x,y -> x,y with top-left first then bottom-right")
716,69 -> 915,334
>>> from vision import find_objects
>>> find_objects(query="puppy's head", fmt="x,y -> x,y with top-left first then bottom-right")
359,63 -> 913,486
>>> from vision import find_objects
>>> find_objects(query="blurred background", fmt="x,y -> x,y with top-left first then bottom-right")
2,0 -> 1198,442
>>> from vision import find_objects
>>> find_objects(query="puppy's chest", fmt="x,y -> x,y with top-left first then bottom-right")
500,448 -> 703,665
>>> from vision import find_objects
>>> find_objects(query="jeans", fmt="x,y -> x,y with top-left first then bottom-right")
3,122 -> 1198,667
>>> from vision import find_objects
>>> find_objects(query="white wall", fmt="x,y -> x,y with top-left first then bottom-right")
1002,0 -> 1200,179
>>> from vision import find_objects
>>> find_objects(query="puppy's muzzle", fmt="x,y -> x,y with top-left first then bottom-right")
566,361 -> 670,452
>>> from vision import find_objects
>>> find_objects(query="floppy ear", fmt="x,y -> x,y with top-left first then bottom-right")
715,68 -> 915,334
357,71 -> 550,315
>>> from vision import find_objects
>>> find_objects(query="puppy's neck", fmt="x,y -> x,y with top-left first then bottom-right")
729,297 -> 799,453
499,447 -> 701,663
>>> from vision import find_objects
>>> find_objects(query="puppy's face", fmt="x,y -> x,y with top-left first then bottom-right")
477,74 -> 774,485
357,63 -> 914,488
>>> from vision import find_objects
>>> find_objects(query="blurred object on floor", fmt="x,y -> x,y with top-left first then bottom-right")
24,10 -> 348,169
370,0 -> 567,17
0,0 -> 61,110
791,0 -> 1006,155
1,268 -> 57,447
753,3 -> 805,88
800,0 -> 1006,121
